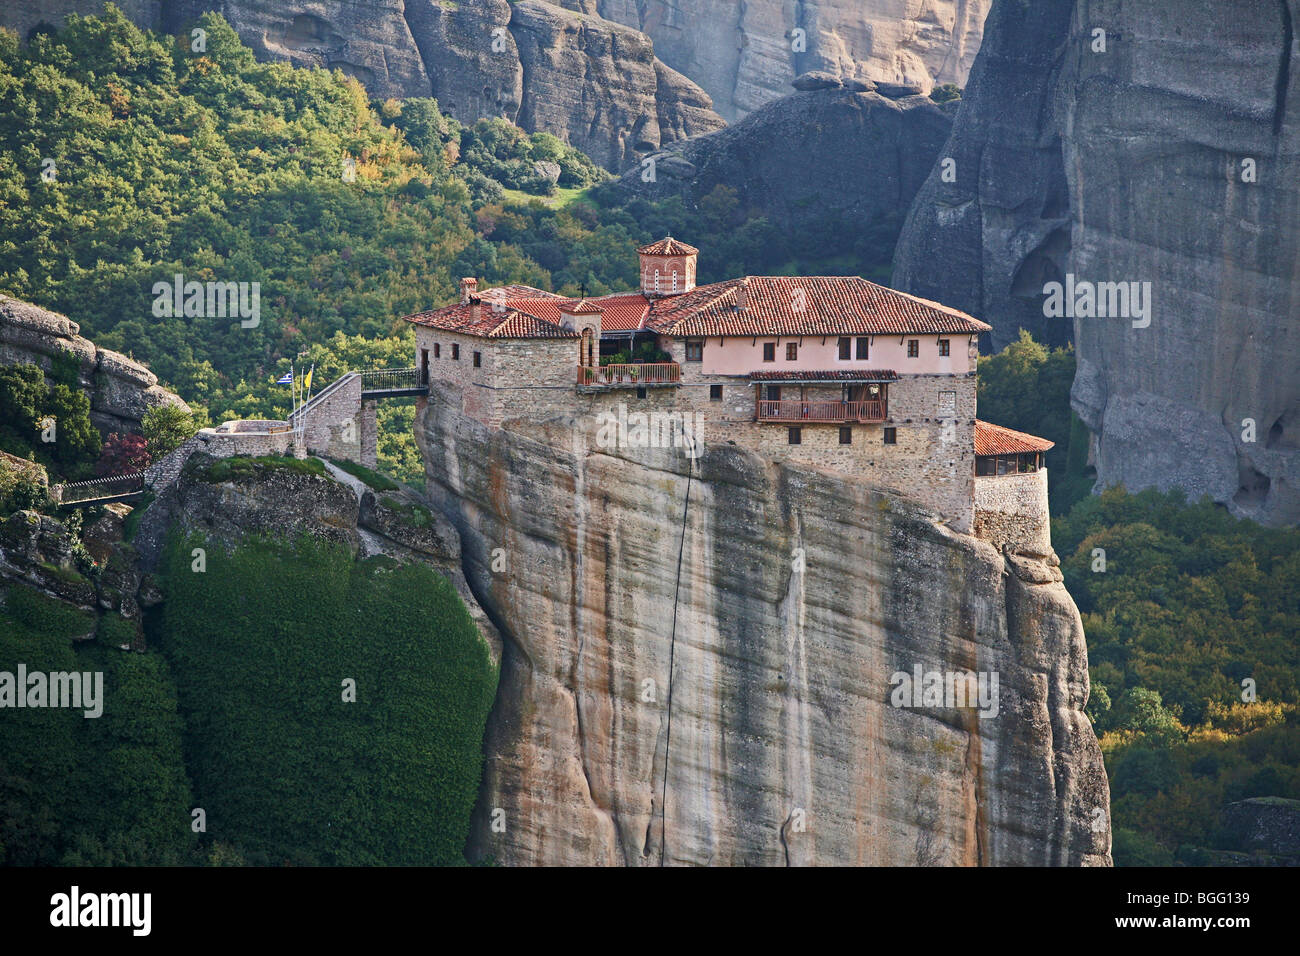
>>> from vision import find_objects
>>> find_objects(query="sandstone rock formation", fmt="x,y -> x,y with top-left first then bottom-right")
3,1 -> 726,170
416,387 -> 1110,865
609,86 -> 954,245
893,0 -> 1300,526
580,0 -> 991,122
0,294 -> 189,435
890,0 -> 1074,353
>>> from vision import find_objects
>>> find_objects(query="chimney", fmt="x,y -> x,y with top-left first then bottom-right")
460,277 -> 478,305
735,277 -> 749,310
470,296 -> 481,323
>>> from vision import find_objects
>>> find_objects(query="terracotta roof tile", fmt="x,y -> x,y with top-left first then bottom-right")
402,300 -> 578,339
497,292 -> 650,333
638,237 -> 699,256
647,276 -> 992,337
975,420 -> 1055,455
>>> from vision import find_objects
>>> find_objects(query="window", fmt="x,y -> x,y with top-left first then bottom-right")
786,342 -> 798,361
764,385 -> 782,401
907,340 -> 918,358
672,270 -> 679,293
763,343 -> 776,362
709,384 -> 723,401
938,339 -> 950,357
976,456 -> 996,477
839,427 -> 852,445
473,351 -> 482,368
434,343 -> 441,359
838,337 -> 851,360
788,427 -> 802,445
636,385 -> 647,400
686,340 -> 704,362
856,337 -> 869,360
883,427 -> 897,445
452,343 -> 460,360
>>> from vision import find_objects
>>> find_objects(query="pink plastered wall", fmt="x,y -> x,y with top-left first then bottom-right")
661,333 -> 975,376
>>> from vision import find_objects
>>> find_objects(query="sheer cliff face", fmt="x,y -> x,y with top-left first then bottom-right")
609,87 -> 955,239
1065,0 -> 1300,527
894,0 -> 1300,526
416,390 -> 1110,866
587,0 -> 991,122
890,0 -> 1075,353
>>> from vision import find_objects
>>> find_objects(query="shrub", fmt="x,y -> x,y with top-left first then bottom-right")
158,531 -> 497,865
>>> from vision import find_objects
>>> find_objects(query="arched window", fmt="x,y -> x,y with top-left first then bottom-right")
581,328 -> 594,368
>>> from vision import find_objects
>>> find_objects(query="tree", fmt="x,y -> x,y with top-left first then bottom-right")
141,404 -> 197,459
96,433 -> 151,476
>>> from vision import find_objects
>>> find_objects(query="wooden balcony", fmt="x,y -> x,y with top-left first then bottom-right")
577,363 -> 681,388
757,399 -> 887,423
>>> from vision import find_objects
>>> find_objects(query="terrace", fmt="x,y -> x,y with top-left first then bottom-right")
577,362 -> 681,388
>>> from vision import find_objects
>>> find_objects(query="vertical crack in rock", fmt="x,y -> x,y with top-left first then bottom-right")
1276,0 -> 1294,135
656,453 -> 694,864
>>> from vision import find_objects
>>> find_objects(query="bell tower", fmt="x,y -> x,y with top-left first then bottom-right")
638,237 -> 698,297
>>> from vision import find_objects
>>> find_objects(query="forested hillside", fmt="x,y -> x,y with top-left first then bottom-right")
0,8 -> 903,481
980,333 -> 1300,865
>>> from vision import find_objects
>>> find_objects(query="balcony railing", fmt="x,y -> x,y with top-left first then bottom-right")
360,367 -> 424,392
757,399 -> 886,423
577,363 -> 681,387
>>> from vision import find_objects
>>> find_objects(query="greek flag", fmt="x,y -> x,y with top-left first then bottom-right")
275,372 -> 293,385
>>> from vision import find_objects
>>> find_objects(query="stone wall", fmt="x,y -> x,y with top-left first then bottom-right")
974,469 -> 1051,556
421,329 -> 981,529
289,373 -> 376,467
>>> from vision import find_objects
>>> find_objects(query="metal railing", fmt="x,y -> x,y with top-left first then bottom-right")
56,472 -> 146,503
577,363 -> 681,386
757,399 -> 887,423
360,367 -> 423,391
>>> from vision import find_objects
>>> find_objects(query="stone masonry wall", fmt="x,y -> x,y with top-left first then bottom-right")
293,373 -> 371,464
974,469 -> 1051,556
420,329 -> 982,529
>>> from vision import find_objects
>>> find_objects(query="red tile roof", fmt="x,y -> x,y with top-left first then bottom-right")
975,420 -> 1055,456
402,300 -> 578,339
480,292 -> 649,334
638,237 -> 699,256
647,276 -> 991,337
403,272 -> 989,341
748,370 -> 898,382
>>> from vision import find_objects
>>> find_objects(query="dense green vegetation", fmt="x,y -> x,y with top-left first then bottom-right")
157,530 -> 497,865
0,358 -> 100,482
979,332 -> 1300,864
1053,487 -> 1300,864
0,584 -> 195,865
3,9 -> 1296,869
976,329 -> 1094,514
0,9 -> 905,482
